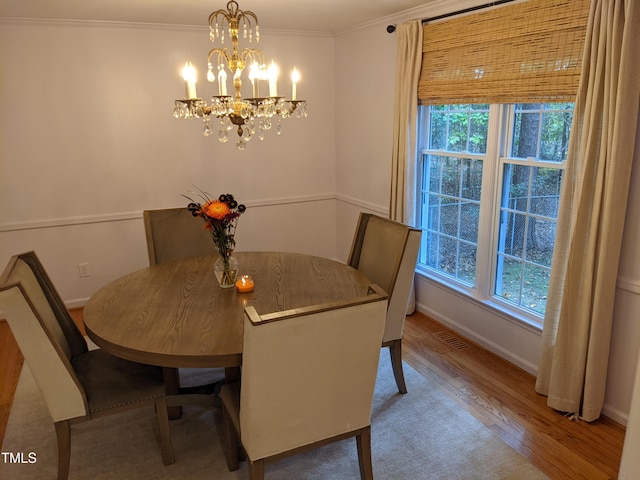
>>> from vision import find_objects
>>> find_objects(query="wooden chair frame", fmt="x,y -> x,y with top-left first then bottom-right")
347,213 -> 422,394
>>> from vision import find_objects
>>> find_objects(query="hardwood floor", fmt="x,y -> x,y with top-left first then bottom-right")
402,313 -> 625,480
0,310 -> 625,479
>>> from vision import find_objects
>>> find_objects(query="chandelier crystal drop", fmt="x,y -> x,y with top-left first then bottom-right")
172,0 -> 308,150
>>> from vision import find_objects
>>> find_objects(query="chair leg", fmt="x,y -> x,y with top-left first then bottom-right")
222,403 -> 240,471
54,420 -> 71,480
155,397 -> 175,465
248,458 -> 265,480
389,339 -> 407,394
356,426 -> 373,480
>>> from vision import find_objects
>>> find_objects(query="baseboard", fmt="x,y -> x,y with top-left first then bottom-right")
65,297 -> 90,309
602,404 -> 629,426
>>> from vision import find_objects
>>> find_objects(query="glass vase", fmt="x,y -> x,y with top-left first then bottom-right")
214,255 -> 238,288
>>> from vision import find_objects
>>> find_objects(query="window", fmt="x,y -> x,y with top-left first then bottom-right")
417,103 -> 573,321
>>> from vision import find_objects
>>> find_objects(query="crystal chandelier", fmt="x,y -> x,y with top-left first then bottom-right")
173,0 -> 308,150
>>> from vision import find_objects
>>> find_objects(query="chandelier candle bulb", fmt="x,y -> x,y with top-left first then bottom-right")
182,62 -> 198,99
249,62 -> 259,97
268,61 -> 278,97
218,66 -> 227,96
236,275 -> 255,293
291,67 -> 300,101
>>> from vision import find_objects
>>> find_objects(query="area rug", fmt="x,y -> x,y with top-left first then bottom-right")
1,354 -> 548,479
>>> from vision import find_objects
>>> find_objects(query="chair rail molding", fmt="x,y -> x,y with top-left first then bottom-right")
335,193 -> 387,216
0,193 -> 337,233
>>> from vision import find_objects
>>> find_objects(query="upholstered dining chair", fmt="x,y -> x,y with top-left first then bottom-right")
0,251 -> 175,480
220,285 -> 388,480
347,213 -> 422,394
143,207 -> 214,266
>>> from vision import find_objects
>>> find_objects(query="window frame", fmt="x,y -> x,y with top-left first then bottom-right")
416,103 -> 567,327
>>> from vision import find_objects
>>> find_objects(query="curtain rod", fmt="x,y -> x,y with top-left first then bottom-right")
386,0 -> 516,33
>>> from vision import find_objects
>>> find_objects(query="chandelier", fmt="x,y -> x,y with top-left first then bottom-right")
173,0 -> 308,150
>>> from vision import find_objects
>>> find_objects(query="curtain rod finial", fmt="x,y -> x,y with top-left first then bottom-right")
387,24 -> 396,33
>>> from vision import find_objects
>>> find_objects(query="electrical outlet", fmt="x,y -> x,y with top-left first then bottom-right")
78,263 -> 91,277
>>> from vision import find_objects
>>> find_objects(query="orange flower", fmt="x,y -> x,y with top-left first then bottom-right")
203,200 -> 231,220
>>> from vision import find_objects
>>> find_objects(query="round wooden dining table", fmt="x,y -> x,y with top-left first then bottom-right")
83,251 -> 372,371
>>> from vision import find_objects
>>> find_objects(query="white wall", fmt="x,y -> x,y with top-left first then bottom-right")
0,19 -> 336,303
334,21 -> 397,259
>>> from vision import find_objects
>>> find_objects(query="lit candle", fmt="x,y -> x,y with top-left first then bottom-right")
291,67 -> 300,101
182,62 -> 197,99
268,61 -> 279,97
249,62 -> 260,98
236,275 -> 255,293
218,66 -> 227,96
259,64 -> 269,96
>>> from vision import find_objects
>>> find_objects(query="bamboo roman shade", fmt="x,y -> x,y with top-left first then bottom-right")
418,0 -> 591,105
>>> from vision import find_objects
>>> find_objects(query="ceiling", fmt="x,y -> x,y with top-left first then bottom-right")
0,0 -> 437,33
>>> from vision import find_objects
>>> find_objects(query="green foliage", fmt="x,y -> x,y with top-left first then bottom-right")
429,105 -> 489,154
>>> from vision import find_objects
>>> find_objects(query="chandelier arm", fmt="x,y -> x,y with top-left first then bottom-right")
208,1 -> 258,30
207,47 -> 231,67
240,48 -> 264,65
208,4 -> 231,28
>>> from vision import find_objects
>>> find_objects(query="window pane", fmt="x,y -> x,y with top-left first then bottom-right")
495,103 -> 569,313
469,110 -> 489,153
461,159 -> 483,201
511,103 -> 573,162
441,157 -> 460,196
504,164 -> 530,213
512,104 -> 540,158
530,167 -> 562,218
540,108 -> 573,162
496,162 -> 562,312
498,211 -> 527,258
430,112 -> 448,149
428,105 -> 489,154
419,154 -> 482,287
525,219 -> 556,268
459,242 -> 477,285
521,263 -> 550,315
421,230 -> 439,267
495,255 -> 522,303
438,236 -> 458,275
460,202 -> 480,242
440,197 -> 459,237
449,111 -> 469,151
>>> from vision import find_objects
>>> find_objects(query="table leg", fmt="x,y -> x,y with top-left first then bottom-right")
163,367 -> 183,419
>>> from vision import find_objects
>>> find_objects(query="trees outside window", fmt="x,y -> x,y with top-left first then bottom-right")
417,103 -> 572,321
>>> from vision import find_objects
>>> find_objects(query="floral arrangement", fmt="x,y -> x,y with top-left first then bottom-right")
184,190 -> 246,284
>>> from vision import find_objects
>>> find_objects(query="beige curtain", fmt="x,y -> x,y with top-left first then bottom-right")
390,20 -> 422,226
535,0 -> 640,422
390,20 -> 422,314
